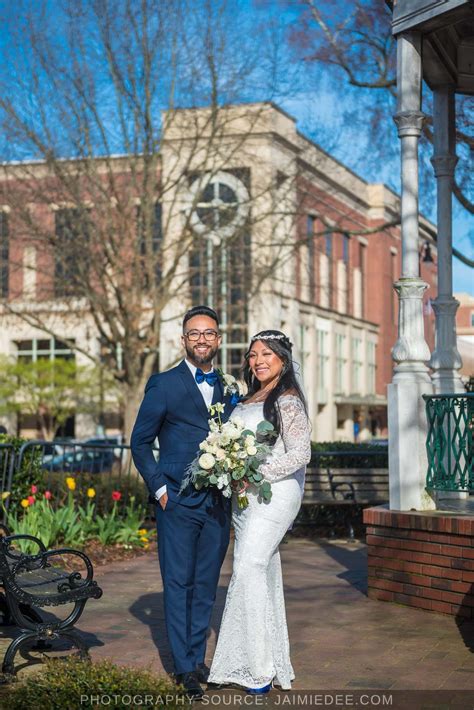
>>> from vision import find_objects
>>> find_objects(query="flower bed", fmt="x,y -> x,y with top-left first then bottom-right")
3,480 -> 155,553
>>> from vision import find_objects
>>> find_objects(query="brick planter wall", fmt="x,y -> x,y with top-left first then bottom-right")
364,506 -> 474,618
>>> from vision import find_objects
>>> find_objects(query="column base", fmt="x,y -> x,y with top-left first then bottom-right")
429,296 -> 464,393
388,379 -> 435,511
431,369 -> 466,394
392,278 -> 432,379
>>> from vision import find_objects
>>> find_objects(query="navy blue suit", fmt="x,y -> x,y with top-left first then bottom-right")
131,360 -> 234,674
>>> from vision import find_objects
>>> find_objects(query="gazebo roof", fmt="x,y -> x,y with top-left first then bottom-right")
388,0 -> 474,95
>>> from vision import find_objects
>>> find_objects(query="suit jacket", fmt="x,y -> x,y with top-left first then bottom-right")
131,360 -> 235,507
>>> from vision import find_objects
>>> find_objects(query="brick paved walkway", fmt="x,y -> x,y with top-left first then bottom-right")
2,538 -> 474,695
80,538 -> 474,691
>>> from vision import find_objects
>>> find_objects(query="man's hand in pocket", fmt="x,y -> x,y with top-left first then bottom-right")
159,492 -> 168,510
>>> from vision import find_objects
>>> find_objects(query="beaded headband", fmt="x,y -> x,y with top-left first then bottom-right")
250,332 -> 293,350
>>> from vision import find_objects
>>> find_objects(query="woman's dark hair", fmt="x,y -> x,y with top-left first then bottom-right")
242,329 -> 308,438
182,305 -> 219,330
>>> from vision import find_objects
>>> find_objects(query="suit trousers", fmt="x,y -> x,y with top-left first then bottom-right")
156,493 -> 230,674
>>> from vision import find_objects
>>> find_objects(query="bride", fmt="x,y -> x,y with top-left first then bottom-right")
208,329 -> 311,693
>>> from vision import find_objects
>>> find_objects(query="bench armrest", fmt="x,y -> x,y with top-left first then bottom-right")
329,477 -> 356,501
11,547 -> 95,586
1,534 -> 48,568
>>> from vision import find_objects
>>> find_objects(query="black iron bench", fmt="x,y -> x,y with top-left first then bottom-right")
0,523 -> 103,678
299,467 -> 389,538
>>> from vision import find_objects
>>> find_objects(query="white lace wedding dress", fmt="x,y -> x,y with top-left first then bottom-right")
208,395 -> 312,690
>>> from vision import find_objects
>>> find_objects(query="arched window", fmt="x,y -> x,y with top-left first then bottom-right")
188,171 -> 251,376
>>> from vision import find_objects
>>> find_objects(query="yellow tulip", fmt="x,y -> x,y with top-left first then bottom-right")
143,544 -> 150,551
66,477 -> 76,491
87,488 -> 96,498
1,491 -> 10,500
140,537 -> 149,544
138,529 -> 147,536
20,498 -> 29,508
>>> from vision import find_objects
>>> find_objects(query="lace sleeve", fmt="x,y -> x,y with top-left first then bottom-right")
259,396 -> 312,483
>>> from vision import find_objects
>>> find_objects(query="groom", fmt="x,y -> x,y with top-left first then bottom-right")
131,305 -> 234,698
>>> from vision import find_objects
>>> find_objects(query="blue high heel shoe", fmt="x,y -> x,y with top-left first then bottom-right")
245,683 -> 272,694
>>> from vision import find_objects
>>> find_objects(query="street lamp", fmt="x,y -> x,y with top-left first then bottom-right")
420,240 -> 434,263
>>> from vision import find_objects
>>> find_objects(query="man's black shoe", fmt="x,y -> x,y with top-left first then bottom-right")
196,663 -> 210,683
175,671 -> 204,700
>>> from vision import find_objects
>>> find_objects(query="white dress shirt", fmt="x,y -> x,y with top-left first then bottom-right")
155,360 -> 215,502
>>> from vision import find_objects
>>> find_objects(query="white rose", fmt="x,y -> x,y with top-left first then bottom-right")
231,416 -> 245,429
245,435 -> 255,446
199,453 -> 216,470
233,442 -> 240,451
246,446 -> 257,456
224,373 -> 236,386
215,448 -> 226,460
221,422 -> 240,440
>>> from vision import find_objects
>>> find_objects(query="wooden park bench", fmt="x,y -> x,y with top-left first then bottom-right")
0,523 -> 103,678
299,465 -> 389,538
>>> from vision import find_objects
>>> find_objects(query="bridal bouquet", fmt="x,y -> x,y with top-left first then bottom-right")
181,403 -> 275,508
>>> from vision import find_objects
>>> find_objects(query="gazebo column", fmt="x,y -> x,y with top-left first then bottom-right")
388,32 -> 435,511
429,86 -> 464,393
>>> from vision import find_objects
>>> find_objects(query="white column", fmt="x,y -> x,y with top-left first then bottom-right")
388,32 -> 435,512
429,86 -> 464,394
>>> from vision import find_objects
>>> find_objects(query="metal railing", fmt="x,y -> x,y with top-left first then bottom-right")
14,440 -> 151,513
424,393 -> 474,491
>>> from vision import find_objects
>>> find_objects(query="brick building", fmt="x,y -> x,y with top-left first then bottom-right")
0,103 -> 437,441
454,292 -> 474,383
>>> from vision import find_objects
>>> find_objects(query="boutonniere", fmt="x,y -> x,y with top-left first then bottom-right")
216,368 -> 245,405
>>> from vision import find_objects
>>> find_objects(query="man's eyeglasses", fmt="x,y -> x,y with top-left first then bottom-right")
184,329 -> 220,342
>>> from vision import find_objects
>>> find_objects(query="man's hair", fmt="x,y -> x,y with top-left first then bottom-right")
182,305 -> 220,331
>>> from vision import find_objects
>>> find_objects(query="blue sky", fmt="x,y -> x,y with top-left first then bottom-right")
0,0 -> 472,293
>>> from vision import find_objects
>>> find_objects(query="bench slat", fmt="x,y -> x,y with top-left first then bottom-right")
302,466 -> 389,506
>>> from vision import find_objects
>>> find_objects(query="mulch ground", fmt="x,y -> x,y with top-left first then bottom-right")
80,539 -> 158,567
77,525 -> 360,570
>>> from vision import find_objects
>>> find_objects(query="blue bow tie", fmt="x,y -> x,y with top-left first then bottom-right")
195,368 -> 218,386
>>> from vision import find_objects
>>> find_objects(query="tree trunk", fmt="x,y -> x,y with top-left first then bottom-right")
123,386 -> 145,446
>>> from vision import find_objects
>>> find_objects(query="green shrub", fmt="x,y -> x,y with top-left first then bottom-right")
4,657 -> 182,710
0,434 -> 43,513
310,441 -> 388,468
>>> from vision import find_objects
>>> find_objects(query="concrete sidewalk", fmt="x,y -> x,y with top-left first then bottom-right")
77,538 -> 474,692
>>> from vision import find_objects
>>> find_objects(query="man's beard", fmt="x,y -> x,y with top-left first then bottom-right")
185,342 -> 218,366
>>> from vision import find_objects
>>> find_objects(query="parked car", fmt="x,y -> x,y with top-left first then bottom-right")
81,436 -> 124,459
40,440 -> 73,465
41,447 -> 115,474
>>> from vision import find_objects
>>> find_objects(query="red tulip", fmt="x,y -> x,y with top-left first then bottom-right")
27,495 -> 35,505
111,491 -> 121,501
31,484 -> 38,494
44,490 -> 52,500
